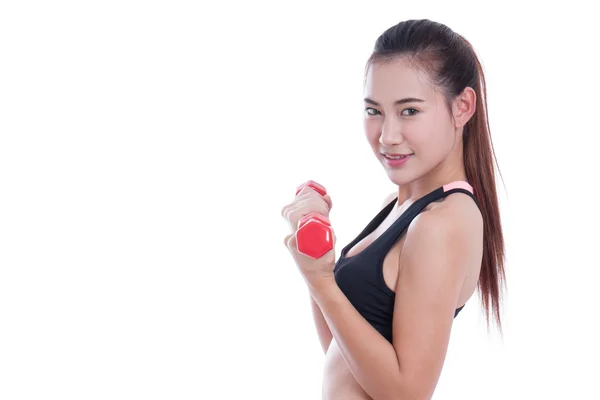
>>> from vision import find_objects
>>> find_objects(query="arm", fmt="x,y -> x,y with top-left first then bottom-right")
307,192 -> 397,355
309,198 -> 482,400
309,293 -> 333,354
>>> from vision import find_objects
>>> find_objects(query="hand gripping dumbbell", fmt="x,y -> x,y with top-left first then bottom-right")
294,180 -> 333,259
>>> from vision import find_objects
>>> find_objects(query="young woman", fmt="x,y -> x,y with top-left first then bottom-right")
282,19 -> 505,400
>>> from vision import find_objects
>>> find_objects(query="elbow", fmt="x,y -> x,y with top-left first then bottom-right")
369,380 -> 407,400
376,377 -> 433,400
378,392 -> 432,400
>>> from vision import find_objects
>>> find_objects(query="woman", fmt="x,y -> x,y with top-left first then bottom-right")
282,19 -> 505,400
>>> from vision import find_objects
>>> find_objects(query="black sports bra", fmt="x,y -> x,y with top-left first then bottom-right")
333,181 -> 479,343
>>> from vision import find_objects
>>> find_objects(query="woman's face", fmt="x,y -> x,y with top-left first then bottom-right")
363,58 -> 458,186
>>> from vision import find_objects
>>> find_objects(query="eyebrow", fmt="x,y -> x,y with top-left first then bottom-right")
364,97 -> 425,106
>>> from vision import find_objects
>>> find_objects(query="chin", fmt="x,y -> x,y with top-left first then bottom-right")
384,170 -> 411,186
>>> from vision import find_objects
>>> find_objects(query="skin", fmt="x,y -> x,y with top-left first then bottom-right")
308,58 -> 484,399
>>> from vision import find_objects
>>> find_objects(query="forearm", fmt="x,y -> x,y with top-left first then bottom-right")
309,278 -> 403,400
309,292 -> 333,354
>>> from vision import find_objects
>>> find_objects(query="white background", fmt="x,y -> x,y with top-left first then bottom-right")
1,1 -> 599,399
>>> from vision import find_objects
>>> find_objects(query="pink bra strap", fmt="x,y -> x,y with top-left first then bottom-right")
443,180 -> 473,194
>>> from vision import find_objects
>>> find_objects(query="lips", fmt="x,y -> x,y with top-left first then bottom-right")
382,153 -> 413,159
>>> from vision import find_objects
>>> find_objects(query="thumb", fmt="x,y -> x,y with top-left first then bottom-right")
284,232 -> 296,248
323,194 -> 333,210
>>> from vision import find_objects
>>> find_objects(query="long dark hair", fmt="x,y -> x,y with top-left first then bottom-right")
365,19 -> 506,333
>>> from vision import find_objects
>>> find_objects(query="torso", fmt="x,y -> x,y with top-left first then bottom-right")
322,195 -> 482,400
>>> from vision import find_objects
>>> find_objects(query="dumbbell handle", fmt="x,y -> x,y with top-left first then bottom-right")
294,180 -> 333,259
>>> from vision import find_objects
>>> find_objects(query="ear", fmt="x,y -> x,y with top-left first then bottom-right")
451,87 -> 476,130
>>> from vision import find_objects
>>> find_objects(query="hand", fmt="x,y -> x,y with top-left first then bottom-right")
281,184 -> 337,286
281,185 -> 333,234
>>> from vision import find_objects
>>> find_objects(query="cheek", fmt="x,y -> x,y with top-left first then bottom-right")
363,119 -> 380,146
417,117 -> 447,142
417,128 -> 453,159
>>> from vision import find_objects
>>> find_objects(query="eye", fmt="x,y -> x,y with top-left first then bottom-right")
364,107 -> 381,116
402,108 -> 419,116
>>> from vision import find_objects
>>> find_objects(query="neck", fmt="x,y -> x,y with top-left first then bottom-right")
394,140 -> 466,208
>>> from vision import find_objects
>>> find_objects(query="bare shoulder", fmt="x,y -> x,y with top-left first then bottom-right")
405,191 -> 484,277
414,193 -> 483,246
381,191 -> 398,209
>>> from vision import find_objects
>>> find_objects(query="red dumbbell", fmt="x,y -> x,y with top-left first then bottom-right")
294,180 -> 333,259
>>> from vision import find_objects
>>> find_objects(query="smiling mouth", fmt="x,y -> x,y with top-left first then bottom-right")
382,153 -> 413,160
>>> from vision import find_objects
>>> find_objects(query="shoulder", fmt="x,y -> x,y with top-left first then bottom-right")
421,190 -> 482,234
402,192 -> 483,277
381,191 -> 398,209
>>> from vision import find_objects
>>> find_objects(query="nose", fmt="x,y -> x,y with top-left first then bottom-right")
379,115 -> 404,147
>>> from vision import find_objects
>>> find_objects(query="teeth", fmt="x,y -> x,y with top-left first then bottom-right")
386,155 -> 406,159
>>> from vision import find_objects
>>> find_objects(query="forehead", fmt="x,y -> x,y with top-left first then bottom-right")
364,58 -> 435,101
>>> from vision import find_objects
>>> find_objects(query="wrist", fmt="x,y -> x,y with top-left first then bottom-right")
306,274 -> 337,297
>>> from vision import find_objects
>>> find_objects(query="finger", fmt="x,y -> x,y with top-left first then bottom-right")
283,199 -> 309,221
285,189 -> 316,219
287,205 -> 330,229
323,194 -> 333,210
281,203 -> 299,220
286,198 -> 329,219
299,191 -> 331,213
300,188 -> 331,211
284,232 -> 296,249
283,201 -> 304,222
297,185 -> 316,196
304,186 -> 324,198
